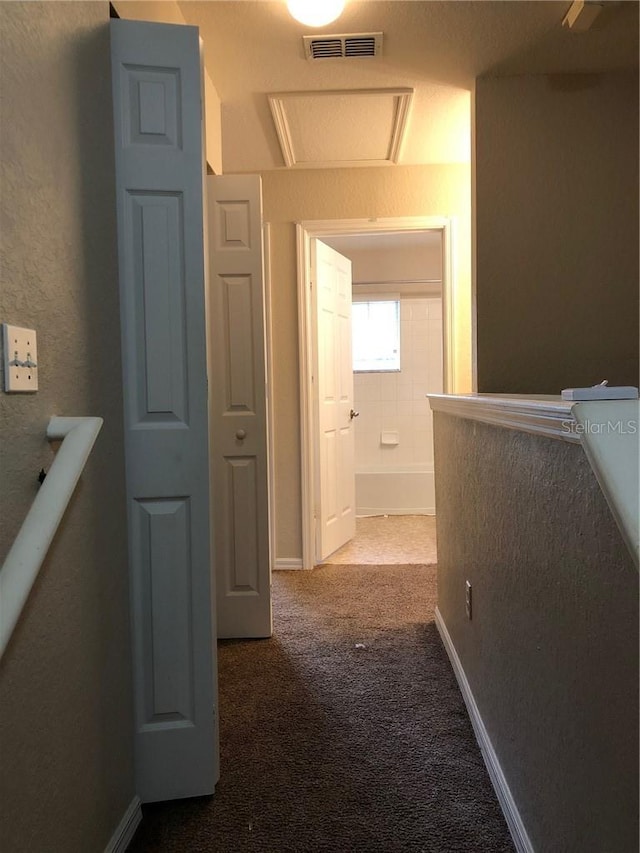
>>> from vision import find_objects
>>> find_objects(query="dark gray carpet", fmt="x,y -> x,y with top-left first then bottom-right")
130,564 -> 515,852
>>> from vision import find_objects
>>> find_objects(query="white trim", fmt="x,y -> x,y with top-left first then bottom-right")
427,393 -> 579,443
297,217 -> 455,570
357,507 -> 435,517
274,557 -> 305,571
441,217 -> 456,393
388,88 -> 413,163
104,796 -> 142,853
572,399 -> 639,567
268,95 -> 296,167
470,84 -> 478,393
297,217 -> 452,238
435,609 -> 535,853
268,89 -> 414,169
0,416 -> 103,659
263,222 -> 277,576
296,224 -> 316,572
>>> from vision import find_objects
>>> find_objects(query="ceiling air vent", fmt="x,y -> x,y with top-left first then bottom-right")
303,32 -> 383,61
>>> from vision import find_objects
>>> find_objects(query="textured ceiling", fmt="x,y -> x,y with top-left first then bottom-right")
178,0 -> 639,173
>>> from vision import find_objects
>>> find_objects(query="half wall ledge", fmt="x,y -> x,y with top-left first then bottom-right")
427,393 -> 639,568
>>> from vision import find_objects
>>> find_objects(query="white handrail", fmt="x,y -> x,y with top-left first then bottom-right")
0,416 -> 103,659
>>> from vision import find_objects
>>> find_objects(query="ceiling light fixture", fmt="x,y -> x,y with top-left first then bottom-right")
287,0 -> 346,28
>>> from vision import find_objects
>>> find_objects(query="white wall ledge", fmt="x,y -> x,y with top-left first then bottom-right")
428,393 -> 639,568
572,399 -> 639,568
427,393 -> 579,443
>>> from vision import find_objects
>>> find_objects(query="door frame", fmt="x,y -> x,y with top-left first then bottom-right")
263,222 -> 277,578
296,216 -> 456,571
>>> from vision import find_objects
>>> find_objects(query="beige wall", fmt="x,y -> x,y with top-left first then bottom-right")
261,164 -> 471,560
0,4 -> 134,851
434,413 -> 638,852
475,71 -> 639,393
113,0 -> 186,25
203,70 -> 223,175
342,242 -> 442,284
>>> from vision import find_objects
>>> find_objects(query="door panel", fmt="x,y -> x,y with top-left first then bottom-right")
111,19 -> 217,803
128,192 -> 188,421
208,175 -> 272,639
135,498 -> 193,722
314,240 -> 356,561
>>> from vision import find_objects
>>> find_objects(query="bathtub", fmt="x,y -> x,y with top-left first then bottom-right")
355,467 -> 435,516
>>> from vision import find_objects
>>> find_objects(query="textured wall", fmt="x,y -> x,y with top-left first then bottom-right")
0,4 -> 134,851
434,413 -> 638,852
261,164 -> 471,559
475,71 -> 639,392
340,240 -> 443,284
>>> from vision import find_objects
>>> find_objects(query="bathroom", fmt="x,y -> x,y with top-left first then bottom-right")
322,230 -> 444,519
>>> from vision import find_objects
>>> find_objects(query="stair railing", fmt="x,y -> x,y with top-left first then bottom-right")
0,416 -> 103,659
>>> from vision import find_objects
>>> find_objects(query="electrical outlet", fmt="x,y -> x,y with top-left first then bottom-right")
3,324 -> 38,392
465,580 -> 472,620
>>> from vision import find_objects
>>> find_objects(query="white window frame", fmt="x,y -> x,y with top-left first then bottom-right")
352,294 -> 401,373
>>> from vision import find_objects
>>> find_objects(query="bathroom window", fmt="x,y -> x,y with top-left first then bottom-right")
352,299 -> 400,372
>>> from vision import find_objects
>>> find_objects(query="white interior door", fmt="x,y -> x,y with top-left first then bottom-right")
313,239 -> 356,561
111,19 -> 217,803
208,175 -> 272,639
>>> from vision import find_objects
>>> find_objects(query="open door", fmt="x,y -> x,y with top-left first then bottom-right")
313,239 -> 357,561
208,175 -> 272,639
111,20 -> 217,802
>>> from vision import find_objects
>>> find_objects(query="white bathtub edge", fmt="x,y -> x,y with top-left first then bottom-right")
357,507 -> 435,517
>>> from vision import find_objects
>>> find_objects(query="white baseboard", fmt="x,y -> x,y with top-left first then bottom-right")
356,507 -> 435,516
274,557 -> 304,570
104,795 -> 142,853
434,608 -> 534,853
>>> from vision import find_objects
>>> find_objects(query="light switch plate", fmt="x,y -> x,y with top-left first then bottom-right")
3,324 -> 38,392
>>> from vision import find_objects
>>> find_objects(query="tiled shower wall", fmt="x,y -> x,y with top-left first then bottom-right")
354,296 -> 443,471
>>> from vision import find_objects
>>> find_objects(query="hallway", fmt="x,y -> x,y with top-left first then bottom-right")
130,560 -> 514,852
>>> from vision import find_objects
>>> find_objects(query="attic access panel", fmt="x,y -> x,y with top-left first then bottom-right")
268,88 -> 413,168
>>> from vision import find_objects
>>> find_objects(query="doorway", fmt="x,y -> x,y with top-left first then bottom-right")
297,217 -> 455,570
323,229 -> 443,521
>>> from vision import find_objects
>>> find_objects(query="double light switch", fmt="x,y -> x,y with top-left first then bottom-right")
3,324 -> 38,392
